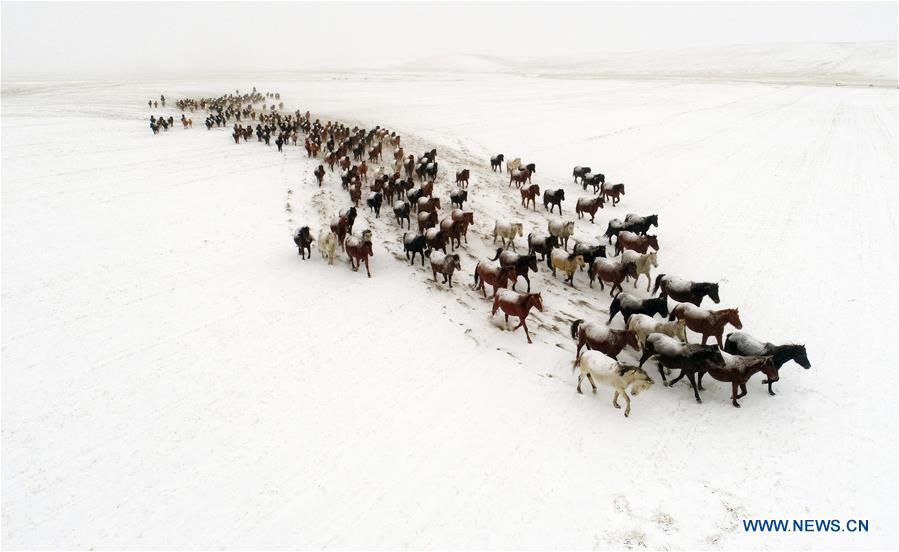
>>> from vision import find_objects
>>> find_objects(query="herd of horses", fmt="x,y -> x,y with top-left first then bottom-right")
154,89 -> 811,418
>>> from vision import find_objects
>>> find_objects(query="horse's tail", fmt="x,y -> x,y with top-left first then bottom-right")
608,297 -> 621,322
570,319 -> 584,341
668,304 -> 679,322
473,264 -> 480,285
653,273 -> 666,295
489,248 -> 503,261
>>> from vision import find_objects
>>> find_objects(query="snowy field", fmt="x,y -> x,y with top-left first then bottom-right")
2,58 -> 897,549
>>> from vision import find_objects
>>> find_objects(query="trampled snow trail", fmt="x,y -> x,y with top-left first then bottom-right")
2,74 -> 896,549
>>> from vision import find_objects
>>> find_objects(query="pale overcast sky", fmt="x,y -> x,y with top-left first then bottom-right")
2,1 -> 896,75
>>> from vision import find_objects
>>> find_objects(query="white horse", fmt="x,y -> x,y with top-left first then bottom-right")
627,314 -> 686,347
621,250 -> 658,291
492,221 -> 523,251
548,219 -> 576,250
506,157 -> 522,173
574,350 -> 655,417
317,228 -> 338,265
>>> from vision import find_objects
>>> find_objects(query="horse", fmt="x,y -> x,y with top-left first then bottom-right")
608,292 -> 669,324
417,210 -> 438,233
600,182 -> 625,206
348,182 -> 362,207
547,219 -> 575,250
543,189 -> 565,215
695,354 -> 779,408
624,213 -> 658,235
393,201 -> 411,229
652,275 -> 720,306
366,192 -> 383,218
639,333 -> 723,397
570,319 -> 639,360
491,289 -> 544,344
473,263 -> 516,298
575,195 -> 604,223
621,250 -> 658,291
548,250 -> 586,287
574,352 -> 654,417
669,304 -> 743,348
582,173 -> 605,193
626,315 -> 686,347
572,242 -> 607,271
330,207 -> 357,250
493,221 -> 523,251
491,248 -> 539,292
614,231 -> 659,255
344,232 -> 374,277
724,332 -> 810,395
527,233 -> 559,261
417,196 -> 441,215
428,251 -> 462,288
450,189 -> 468,209
490,153 -> 505,172
439,217 -> 463,251
509,168 -> 531,188
317,228 -> 338,265
293,226 -> 313,259
403,232 -> 428,266
572,166 -> 591,184
520,184 -> 540,210
450,209 -> 474,243
425,228 -> 447,254
589,258 -> 638,296
506,157 -> 522,173
604,218 -> 626,244
314,165 -> 326,187
455,169 -> 470,188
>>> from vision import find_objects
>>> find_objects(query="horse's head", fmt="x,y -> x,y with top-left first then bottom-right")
557,190 -> 566,201
624,330 -> 640,351
526,255 -> 539,273
622,366 -> 654,395
728,308 -> 743,329
563,221 -> 575,234
498,265 -> 516,283
789,344 -> 811,369
450,254 -> 462,271
646,235 -> 660,250
653,295 -> 669,318
529,293 -> 544,312
760,357 -> 779,382
547,234 -> 560,248
706,283 -> 721,303
647,251 -> 659,267
573,255 -> 585,269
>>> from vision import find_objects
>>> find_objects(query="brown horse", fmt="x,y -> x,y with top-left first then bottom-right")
695,355 -> 779,407
455,169 -> 470,188
509,168 -> 531,188
615,231 -> 659,255
330,207 -> 357,249
520,184 -> 540,210
450,209 -> 474,243
601,182 -> 625,206
348,182 -> 362,207
314,165 -> 325,187
589,259 -> 638,296
420,180 -> 434,198
570,319 -> 640,360
473,263 -> 516,298
491,289 -> 544,344
417,210 -> 438,233
344,233 -> 374,278
439,216 -> 463,250
417,196 -> 441,215
670,304 -> 743,348
575,195 -> 604,223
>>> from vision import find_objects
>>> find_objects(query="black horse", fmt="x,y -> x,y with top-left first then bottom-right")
724,332 -> 811,395
523,162 -> 536,173
527,233 -> 559,261
624,214 -> 659,235
572,242 -> 606,271
293,226 -> 313,259
543,189 -> 565,215
490,153 -> 505,172
450,189 -> 468,209
491,248 -> 539,292
653,274 -> 720,306
572,166 -> 591,184
640,341 -> 723,402
403,233 -> 428,266
608,292 -> 669,324
366,192 -> 383,218
582,173 -> 605,193
393,201 -> 411,229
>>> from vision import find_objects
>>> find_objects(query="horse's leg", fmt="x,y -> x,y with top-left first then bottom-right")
524,275 -> 531,293
701,333 -> 709,345
586,373 -> 597,393
577,374 -> 584,394
697,371 -> 705,391
521,319 -> 532,344
669,370 -> 685,387
504,314 -> 510,329
687,372 -> 702,403
767,380 -> 776,396
612,390 -> 620,409
364,257 -> 371,278
738,383 -> 747,398
731,383 -> 741,407
622,390 -> 632,417
716,332 -> 724,349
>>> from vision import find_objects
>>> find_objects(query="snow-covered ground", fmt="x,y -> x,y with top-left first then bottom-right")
2,53 -> 897,549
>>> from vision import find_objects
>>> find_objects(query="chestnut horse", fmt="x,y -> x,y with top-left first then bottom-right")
589,259 -> 637,296
455,169 -> 470,188
600,182 -> 625,206
615,231 -> 659,255
520,184 -> 540,210
670,304 -> 743,348
570,319 -> 639,360
344,231 -> 373,277
724,332 -> 810,395
575,195 -> 604,222
491,289 -> 544,344
694,354 -> 779,407
473,263 -> 516,298
330,207 -> 357,249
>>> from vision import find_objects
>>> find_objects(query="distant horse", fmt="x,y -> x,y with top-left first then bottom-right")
626,314 -> 686,347
572,166 -> 591,184
548,250 -> 586,287
575,195 -> 604,222
653,275 -> 719,306
450,209 -> 474,243
589,258 -> 637,295
608,292 -> 669,324
582,173 -> 605,193
548,219 -> 575,250
695,354 -> 779,407
491,289 -> 544,344
366,192 -> 383,218
314,165 -> 326,187
506,157 -> 522,174
492,248 -> 539,292
439,217 -> 464,250
623,213 -> 658,235
348,182 -> 362,207
570,319 -> 640,360
639,334 -> 723,400
455,169 -> 470,188
724,332 -> 810,395
614,231 -> 659,255
490,153 -> 505,172
403,232 -> 428,266
393,201 -> 411,229
428,251 -> 462,288
450,189 -> 468,209
473,262 -> 516,298
621,250 -> 658,291
509,168 -> 531,188
493,221 -> 523,251
417,196 -> 441,215
520,184 -> 540,210
417,210 -> 438,233
543,189 -> 565,215
572,242 -> 606,270
317,228 -> 338,265
604,218 -> 626,244
330,207 -> 357,249
344,232 -> 374,277
573,352 -> 654,417
293,226 -> 313,259
527,232 -> 559,261
425,228 -> 447,254
600,182 -> 625,206
670,304 -> 743,348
